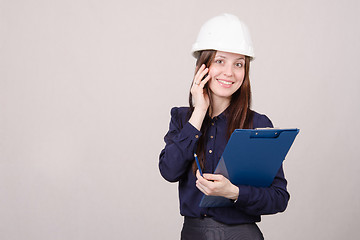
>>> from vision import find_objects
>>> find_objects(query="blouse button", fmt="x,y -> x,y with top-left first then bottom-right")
209,150 -> 212,154
195,134 -> 199,139
210,136 -> 214,139
211,122 -> 214,126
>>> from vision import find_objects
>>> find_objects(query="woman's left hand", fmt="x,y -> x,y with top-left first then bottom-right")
196,170 -> 239,201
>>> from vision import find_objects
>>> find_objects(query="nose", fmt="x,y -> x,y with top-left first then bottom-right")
223,63 -> 233,77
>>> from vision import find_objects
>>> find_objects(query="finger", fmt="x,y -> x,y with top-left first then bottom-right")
196,180 -> 209,195
196,170 -> 201,179
194,64 -> 206,80
196,184 -> 206,195
196,172 -> 210,186
203,173 -> 224,182
197,175 -> 216,190
193,64 -> 206,85
194,65 -> 209,86
197,179 -> 219,196
198,67 -> 209,83
199,73 -> 211,88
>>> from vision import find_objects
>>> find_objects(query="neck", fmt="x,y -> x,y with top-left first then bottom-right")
210,95 -> 231,118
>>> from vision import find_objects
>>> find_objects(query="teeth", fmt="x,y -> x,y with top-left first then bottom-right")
217,79 -> 232,85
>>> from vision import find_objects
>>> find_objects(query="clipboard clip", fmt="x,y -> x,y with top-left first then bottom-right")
251,129 -> 280,138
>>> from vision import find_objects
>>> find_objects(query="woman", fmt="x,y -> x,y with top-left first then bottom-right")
159,14 -> 289,240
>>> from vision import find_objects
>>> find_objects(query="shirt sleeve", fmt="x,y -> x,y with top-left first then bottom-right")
159,107 -> 202,182
233,112 -> 290,215
234,165 -> 290,215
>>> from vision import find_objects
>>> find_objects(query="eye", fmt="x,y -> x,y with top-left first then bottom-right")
215,59 -> 224,64
235,62 -> 244,68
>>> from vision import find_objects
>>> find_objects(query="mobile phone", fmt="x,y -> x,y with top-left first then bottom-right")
202,73 -> 209,81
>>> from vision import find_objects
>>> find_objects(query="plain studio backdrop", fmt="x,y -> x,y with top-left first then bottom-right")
1,0 -> 359,239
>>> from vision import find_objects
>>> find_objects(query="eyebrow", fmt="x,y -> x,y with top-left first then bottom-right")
215,55 -> 245,60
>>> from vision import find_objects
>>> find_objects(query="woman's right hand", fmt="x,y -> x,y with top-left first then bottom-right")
191,64 -> 211,112
188,64 -> 211,131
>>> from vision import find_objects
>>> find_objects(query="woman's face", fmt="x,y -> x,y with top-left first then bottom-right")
208,51 -> 246,101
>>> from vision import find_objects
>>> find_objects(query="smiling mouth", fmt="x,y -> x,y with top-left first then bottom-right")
216,79 -> 234,85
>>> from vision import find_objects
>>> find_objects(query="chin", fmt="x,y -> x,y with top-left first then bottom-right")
211,91 -> 234,99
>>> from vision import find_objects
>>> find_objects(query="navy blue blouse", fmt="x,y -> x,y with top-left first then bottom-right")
159,107 -> 290,225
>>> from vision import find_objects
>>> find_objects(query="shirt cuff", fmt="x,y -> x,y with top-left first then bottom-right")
183,121 -> 202,140
234,185 -> 251,207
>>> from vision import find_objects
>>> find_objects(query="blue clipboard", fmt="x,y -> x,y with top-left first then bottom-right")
199,128 -> 299,207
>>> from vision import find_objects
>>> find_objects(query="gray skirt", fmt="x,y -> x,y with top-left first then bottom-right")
181,217 -> 264,240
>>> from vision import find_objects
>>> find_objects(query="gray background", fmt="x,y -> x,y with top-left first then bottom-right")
1,0 -> 359,239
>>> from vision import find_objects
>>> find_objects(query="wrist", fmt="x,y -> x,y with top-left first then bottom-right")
229,186 -> 239,201
189,108 -> 207,131
193,106 -> 208,115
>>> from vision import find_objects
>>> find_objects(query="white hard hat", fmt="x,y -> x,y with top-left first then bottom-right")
191,13 -> 255,59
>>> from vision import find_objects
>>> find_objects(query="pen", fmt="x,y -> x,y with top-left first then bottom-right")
194,153 -> 203,176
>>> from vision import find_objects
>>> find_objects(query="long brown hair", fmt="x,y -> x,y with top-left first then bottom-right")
188,50 -> 253,173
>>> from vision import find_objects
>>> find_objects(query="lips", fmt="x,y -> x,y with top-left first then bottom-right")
216,78 -> 234,88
